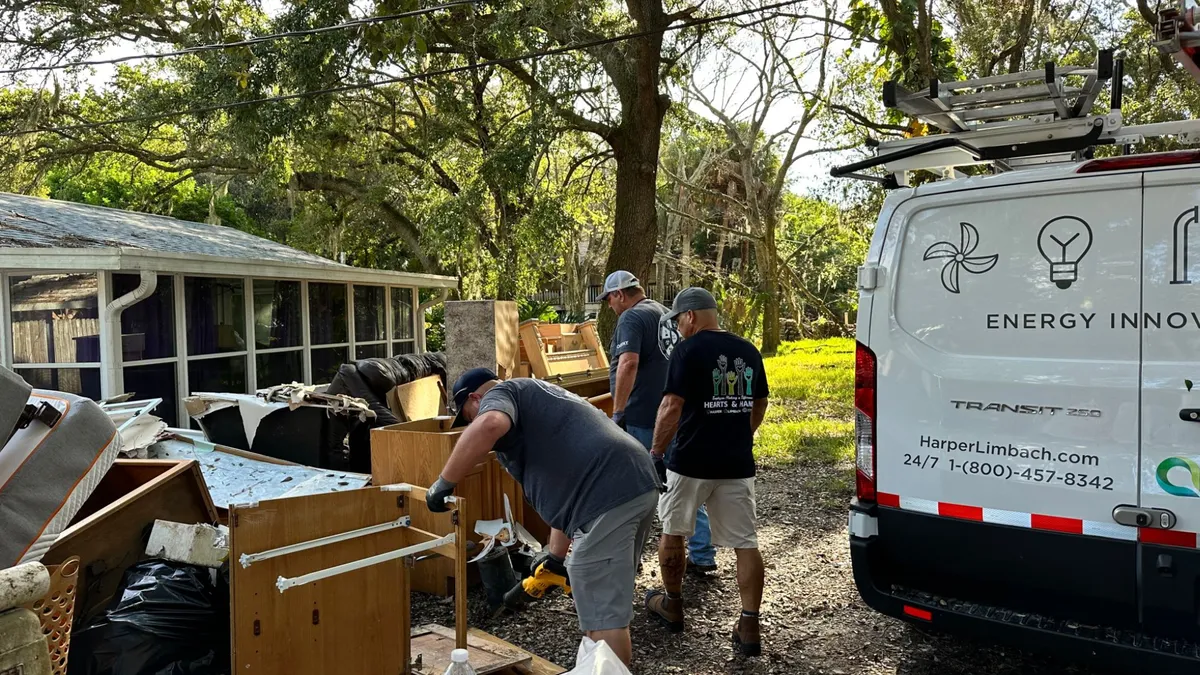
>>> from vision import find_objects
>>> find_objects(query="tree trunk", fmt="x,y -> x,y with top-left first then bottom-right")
599,115 -> 667,341
757,215 -> 781,356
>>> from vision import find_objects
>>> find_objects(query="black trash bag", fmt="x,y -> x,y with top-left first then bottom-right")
356,352 -> 448,396
69,560 -> 230,675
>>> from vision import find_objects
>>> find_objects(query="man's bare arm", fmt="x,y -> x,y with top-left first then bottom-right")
650,394 -> 684,458
612,352 -> 640,415
751,398 -> 769,434
440,411 -> 511,482
548,528 -> 571,558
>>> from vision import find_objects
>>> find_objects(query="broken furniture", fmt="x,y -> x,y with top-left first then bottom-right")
228,484 -> 478,674
148,434 -> 370,520
445,300 -> 520,387
184,388 -> 374,470
0,562 -> 52,675
371,417 -> 551,595
387,374 -> 449,422
410,625 -> 530,674
99,397 -> 167,458
517,320 -> 610,398
2,383 -> 120,568
41,459 -> 218,625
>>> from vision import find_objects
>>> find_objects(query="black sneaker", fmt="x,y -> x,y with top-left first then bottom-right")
687,558 -> 718,576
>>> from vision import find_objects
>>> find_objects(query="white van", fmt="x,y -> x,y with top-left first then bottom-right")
848,149 -> 1200,670
842,47 -> 1200,671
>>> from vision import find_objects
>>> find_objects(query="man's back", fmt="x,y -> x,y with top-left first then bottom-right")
608,298 -> 669,428
664,330 -> 770,480
478,378 -> 658,534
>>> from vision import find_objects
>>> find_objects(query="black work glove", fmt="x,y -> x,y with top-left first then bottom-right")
541,552 -> 569,580
653,455 -> 668,488
612,409 -> 626,430
426,476 -> 457,513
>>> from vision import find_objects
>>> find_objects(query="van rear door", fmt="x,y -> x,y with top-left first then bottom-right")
872,172 -> 1142,626
1139,167 -> 1200,641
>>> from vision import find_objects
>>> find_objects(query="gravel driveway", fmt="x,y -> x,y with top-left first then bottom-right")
413,459 -> 1118,674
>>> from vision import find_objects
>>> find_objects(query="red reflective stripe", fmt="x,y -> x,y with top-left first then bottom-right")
1139,528 -> 1198,548
938,502 -> 983,521
1030,514 -> 1083,534
877,492 -> 900,508
903,605 -> 932,621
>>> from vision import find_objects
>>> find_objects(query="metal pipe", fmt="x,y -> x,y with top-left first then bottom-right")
275,533 -> 456,592
102,270 -> 156,398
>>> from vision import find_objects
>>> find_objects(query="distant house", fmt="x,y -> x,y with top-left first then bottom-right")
0,192 -> 457,425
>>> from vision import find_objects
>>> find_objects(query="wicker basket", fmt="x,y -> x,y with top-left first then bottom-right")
24,557 -> 79,675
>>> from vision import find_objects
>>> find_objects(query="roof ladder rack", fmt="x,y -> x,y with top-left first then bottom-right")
883,50 -> 1114,134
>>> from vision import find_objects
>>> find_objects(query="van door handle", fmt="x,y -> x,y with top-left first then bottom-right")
1180,409 -> 1200,422
1113,505 -> 1177,529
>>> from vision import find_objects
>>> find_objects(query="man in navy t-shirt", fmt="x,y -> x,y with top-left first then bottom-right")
600,269 -> 717,572
643,287 -> 769,658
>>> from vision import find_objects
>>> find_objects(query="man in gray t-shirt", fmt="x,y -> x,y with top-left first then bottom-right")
427,368 -> 658,667
600,270 -> 717,572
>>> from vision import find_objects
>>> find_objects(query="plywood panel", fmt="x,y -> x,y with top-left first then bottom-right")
43,460 -> 217,625
467,629 -> 565,675
229,488 -> 413,675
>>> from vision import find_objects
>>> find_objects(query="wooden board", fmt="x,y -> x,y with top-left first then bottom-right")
229,487 -> 413,675
410,624 -> 529,674
467,629 -> 566,675
42,459 -> 217,625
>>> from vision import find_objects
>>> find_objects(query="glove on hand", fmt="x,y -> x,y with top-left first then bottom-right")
426,476 -> 457,513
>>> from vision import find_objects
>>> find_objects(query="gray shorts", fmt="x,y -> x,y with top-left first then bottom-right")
566,490 -> 658,632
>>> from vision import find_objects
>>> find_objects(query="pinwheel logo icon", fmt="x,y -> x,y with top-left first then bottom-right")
923,222 -> 1000,294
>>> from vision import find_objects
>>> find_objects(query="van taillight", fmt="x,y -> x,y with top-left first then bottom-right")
855,341 -> 877,502
1077,150 -> 1200,173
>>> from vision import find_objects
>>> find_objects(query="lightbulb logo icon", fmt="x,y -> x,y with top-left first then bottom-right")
923,222 -> 999,294
1037,216 -> 1093,289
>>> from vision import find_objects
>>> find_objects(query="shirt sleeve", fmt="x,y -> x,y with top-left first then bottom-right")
663,341 -> 690,398
478,383 -> 519,426
752,351 -> 770,400
610,312 -> 643,358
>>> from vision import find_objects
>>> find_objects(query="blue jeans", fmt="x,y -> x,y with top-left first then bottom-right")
625,425 -> 717,566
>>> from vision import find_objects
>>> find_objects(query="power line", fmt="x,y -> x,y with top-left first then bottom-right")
1,0 -> 805,140
0,0 -> 487,75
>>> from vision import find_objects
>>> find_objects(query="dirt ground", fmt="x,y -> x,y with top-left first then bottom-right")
412,459 -> 1118,674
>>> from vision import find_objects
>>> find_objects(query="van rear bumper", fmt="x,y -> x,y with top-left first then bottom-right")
850,502 -> 1200,673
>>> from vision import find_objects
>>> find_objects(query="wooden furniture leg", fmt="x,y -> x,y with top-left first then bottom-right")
454,504 -> 468,650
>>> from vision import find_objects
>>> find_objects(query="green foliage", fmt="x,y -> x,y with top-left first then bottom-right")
424,303 -> 446,352
518,298 -> 559,323
755,338 -> 855,469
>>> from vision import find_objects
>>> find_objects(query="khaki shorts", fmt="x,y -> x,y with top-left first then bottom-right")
658,470 -> 758,549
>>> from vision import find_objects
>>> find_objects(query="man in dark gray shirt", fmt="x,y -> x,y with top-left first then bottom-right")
427,368 -> 658,667
601,270 -> 717,572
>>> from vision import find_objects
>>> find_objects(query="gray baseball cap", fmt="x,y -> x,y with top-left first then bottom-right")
598,270 -> 641,301
662,287 -> 718,321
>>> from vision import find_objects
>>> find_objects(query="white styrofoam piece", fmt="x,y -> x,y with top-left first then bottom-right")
145,519 -> 229,568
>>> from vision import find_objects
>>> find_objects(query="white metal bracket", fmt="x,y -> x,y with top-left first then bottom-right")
239,516 -> 412,568
275,533 -> 456,593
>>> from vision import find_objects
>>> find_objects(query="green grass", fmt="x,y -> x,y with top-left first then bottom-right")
755,338 -> 855,468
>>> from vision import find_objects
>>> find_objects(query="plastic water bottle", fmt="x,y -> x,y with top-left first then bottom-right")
443,648 -> 477,675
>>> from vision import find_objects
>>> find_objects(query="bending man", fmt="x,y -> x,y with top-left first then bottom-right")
427,368 -> 659,666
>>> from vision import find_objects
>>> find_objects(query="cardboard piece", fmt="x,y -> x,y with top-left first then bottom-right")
386,375 -> 448,422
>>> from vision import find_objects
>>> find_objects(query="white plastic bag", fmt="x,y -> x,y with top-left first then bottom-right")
564,637 -> 633,675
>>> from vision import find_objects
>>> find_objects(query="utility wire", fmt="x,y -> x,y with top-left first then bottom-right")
0,0 -> 487,75
1,0 -> 805,140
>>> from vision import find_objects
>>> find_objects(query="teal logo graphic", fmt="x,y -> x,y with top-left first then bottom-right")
1156,457 -> 1200,497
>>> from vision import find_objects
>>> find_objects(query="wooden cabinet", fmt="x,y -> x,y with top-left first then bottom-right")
370,418 -> 549,596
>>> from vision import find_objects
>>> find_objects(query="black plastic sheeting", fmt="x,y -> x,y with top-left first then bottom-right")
325,352 -> 449,471
69,560 -> 230,675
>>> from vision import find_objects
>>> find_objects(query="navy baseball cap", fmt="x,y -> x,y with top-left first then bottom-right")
451,367 -> 498,427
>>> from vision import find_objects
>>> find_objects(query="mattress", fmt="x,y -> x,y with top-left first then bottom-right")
0,390 -> 119,567
0,367 -> 32,442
